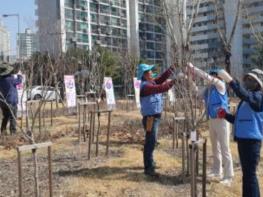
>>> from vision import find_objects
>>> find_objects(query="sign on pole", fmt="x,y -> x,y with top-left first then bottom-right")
64,75 -> 77,108
17,74 -> 27,116
104,77 -> 116,110
168,88 -> 176,104
133,78 -> 141,108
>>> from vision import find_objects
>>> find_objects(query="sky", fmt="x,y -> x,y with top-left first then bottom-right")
0,0 -> 36,56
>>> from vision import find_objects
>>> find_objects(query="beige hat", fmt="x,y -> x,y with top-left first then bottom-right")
245,68 -> 263,89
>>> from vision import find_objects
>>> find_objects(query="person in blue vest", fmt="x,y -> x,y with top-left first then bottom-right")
217,69 -> 263,197
137,63 -> 177,176
187,63 -> 234,185
0,62 -> 22,135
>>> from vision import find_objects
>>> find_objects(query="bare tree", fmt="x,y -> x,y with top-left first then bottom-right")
120,52 -> 139,98
214,0 -> 242,73
160,0 -> 205,133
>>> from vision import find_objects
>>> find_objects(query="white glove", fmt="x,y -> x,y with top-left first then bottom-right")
171,72 -> 186,80
177,72 -> 185,79
187,62 -> 194,69
218,70 -> 233,83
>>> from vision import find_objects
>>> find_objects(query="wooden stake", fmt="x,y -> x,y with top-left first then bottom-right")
48,146 -> 53,197
17,148 -> 22,197
106,111 -> 111,156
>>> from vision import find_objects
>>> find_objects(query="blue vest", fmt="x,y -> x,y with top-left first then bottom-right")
204,85 -> 229,119
140,81 -> 163,116
234,101 -> 263,140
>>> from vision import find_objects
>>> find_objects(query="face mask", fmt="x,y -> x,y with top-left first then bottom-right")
244,77 -> 258,91
152,73 -> 158,78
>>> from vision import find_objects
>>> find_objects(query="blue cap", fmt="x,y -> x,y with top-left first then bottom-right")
137,64 -> 155,80
209,66 -> 222,75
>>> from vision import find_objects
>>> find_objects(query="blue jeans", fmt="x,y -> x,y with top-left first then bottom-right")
142,116 -> 161,171
237,139 -> 261,197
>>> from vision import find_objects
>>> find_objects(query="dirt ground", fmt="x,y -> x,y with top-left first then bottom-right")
0,106 -> 263,197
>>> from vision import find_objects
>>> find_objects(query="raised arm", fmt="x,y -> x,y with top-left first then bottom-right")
229,80 -> 263,112
218,70 -> 263,112
154,66 -> 174,84
187,63 -> 226,94
141,81 -> 174,96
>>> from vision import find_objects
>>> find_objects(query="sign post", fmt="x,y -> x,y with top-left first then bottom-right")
104,77 -> 116,110
64,75 -> 77,114
133,78 -> 141,109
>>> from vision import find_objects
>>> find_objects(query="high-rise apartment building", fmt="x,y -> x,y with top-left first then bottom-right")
189,0 -> 243,78
131,0 -> 167,66
36,0 -> 130,55
36,0 -> 168,66
17,28 -> 39,60
242,0 -> 263,71
0,21 -> 11,62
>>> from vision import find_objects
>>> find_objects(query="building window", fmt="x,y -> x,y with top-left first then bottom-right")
65,9 -> 74,19
77,22 -> 88,32
65,0 -> 73,7
112,7 -> 120,16
66,20 -> 74,31
77,33 -> 89,43
146,42 -> 154,50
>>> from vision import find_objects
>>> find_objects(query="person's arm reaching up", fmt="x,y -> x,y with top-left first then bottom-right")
141,81 -> 174,96
154,66 -> 175,84
218,69 -> 263,112
187,63 -> 226,94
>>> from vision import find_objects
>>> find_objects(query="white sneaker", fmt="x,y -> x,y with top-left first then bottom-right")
220,178 -> 232,187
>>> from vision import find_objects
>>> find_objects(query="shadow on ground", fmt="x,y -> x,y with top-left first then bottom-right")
56,165 -> 188,186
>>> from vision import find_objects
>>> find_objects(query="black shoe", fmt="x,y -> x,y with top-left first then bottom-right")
144,168 -> 159,177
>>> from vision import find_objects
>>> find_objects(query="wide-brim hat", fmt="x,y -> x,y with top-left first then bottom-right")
245,68 -> 263,89
0,62 -> 14,76
137,64 -> 155,80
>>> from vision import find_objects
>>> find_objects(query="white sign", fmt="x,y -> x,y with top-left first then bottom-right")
64,75 -> 77,107
133,78 -> 141,108
104,77 -> 116,109
17,74 -> 27,114
191,130 -> 197,142
168,88 -> 176,104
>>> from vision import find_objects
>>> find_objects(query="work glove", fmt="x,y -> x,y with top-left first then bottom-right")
217,108 -> 226,119
218,70 -> 233,83
171,72 -> 186,81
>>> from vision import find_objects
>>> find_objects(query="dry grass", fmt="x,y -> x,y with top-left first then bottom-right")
1,107 -> 263,196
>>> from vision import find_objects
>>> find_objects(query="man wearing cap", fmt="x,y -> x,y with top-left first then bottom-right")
217,69 -> 263,197
187,63 -> 234,185
137,63 -> 177,176
0,62 -> 22,135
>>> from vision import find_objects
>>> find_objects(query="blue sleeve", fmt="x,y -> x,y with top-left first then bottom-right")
229,80 -> 263,112
13,75 -> 22,86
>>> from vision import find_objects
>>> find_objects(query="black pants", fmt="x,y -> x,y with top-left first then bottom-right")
0,102 -> 17,134
237,139 -> 261,197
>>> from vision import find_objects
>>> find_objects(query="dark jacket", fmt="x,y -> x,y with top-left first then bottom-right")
225,80 -> 263,123
0,74 -> 22,105
225,80 -> 263,141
